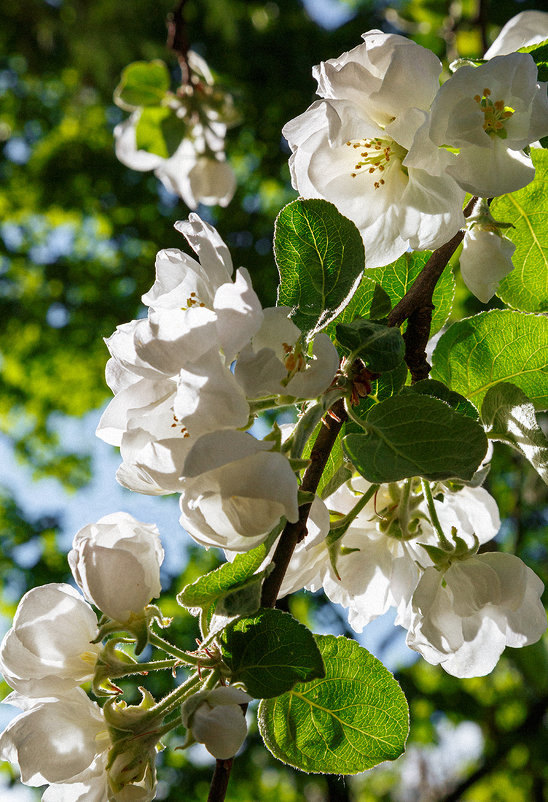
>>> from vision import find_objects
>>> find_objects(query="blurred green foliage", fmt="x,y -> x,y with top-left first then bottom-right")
1,0 -> 547,800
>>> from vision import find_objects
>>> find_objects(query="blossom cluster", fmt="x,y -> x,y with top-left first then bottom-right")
1,11 -> 548,801
0,514 -> 252,800
279,478 -> 545,678
283,24 -> 548,299
115,51 -> 238,209
96,213 -> 339,552
0,513 -> 165,801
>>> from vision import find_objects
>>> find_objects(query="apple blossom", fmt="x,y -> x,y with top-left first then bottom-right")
114,112 -> 236,209
279,479 -> 500,633
282,31 -> 466,267
418,53 -> 548,198
179,430 -> 299,551
98,348 -> 250,495
484,11 -> 548,59
68,512 -> 164,623
459,225 -> 516,303
96,215 -> 270,495
234,307 -> 340,399
182,686 -> 252,759
0,584 -> 100,697
0,689 -> 110,790
406,552 -> 546,677
144,215 -> 234,309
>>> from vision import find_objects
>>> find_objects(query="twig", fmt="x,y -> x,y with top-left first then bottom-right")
207,758 -> 233,802
261,399 -> 348,608
387,196 -> 477,382
167,0 -> 191,84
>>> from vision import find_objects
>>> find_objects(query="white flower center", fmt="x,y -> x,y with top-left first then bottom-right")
474,87 -> 514,138
346,137 -> 407,188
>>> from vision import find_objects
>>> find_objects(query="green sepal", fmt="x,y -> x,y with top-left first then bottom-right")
92,638 -> 139,697
289,457 -> 312,472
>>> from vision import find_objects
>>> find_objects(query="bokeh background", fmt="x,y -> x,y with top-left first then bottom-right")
1,0 -> 547,799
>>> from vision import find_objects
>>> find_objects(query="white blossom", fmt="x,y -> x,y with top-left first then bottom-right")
96,215 -> 265,495
406,552 -> 546,677
0,689 -> 110,790
280,480 -> 500,633
0,584 -> 100,698
418,53 -> 548,197
179,430 -> 299,551
184,686 -> 252,760
484,11 -> 548,58
68,512 -> 164,623
460,226 -> 516,302
234,307 -> 340,399
114,113 -> 236,209
282,31 -> 466,267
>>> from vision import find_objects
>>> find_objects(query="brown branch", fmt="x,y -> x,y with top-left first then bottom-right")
207,758 -> 233,802
261,399 -> 348,608
167,0 -> 191,84
387,197 -> 478,382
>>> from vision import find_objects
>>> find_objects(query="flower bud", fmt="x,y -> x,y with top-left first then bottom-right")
182,686 -> 252,760
68,512 -> 164,623
460,226 -> 516,303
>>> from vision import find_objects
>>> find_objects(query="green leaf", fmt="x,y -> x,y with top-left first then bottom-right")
178,540 -> 271,611
275,199 -> 365,336
403,379 -> 479,420
215,575 -> 265,618
326,251 -> 455,338
335,319 -> 405,372
220,609 -> 325,699
343,395 -> 487,483
114,60 -> 170,110
518,39 -> 548,82
431,310 -> 548,411
258,634 -> 408,774
481,382 -> 548,484
135,107 -> 187,159
490,149 -> 548,312
369,283 -> 392,320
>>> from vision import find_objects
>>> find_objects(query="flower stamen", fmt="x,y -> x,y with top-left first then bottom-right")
346,137 -> 407,186
474,87 -> 514,138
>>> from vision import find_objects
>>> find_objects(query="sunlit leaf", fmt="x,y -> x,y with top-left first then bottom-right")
258,635 -> 409,774
431,310 -> 548,411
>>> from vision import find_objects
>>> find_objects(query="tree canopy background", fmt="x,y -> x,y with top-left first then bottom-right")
1,0 -> 547,799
